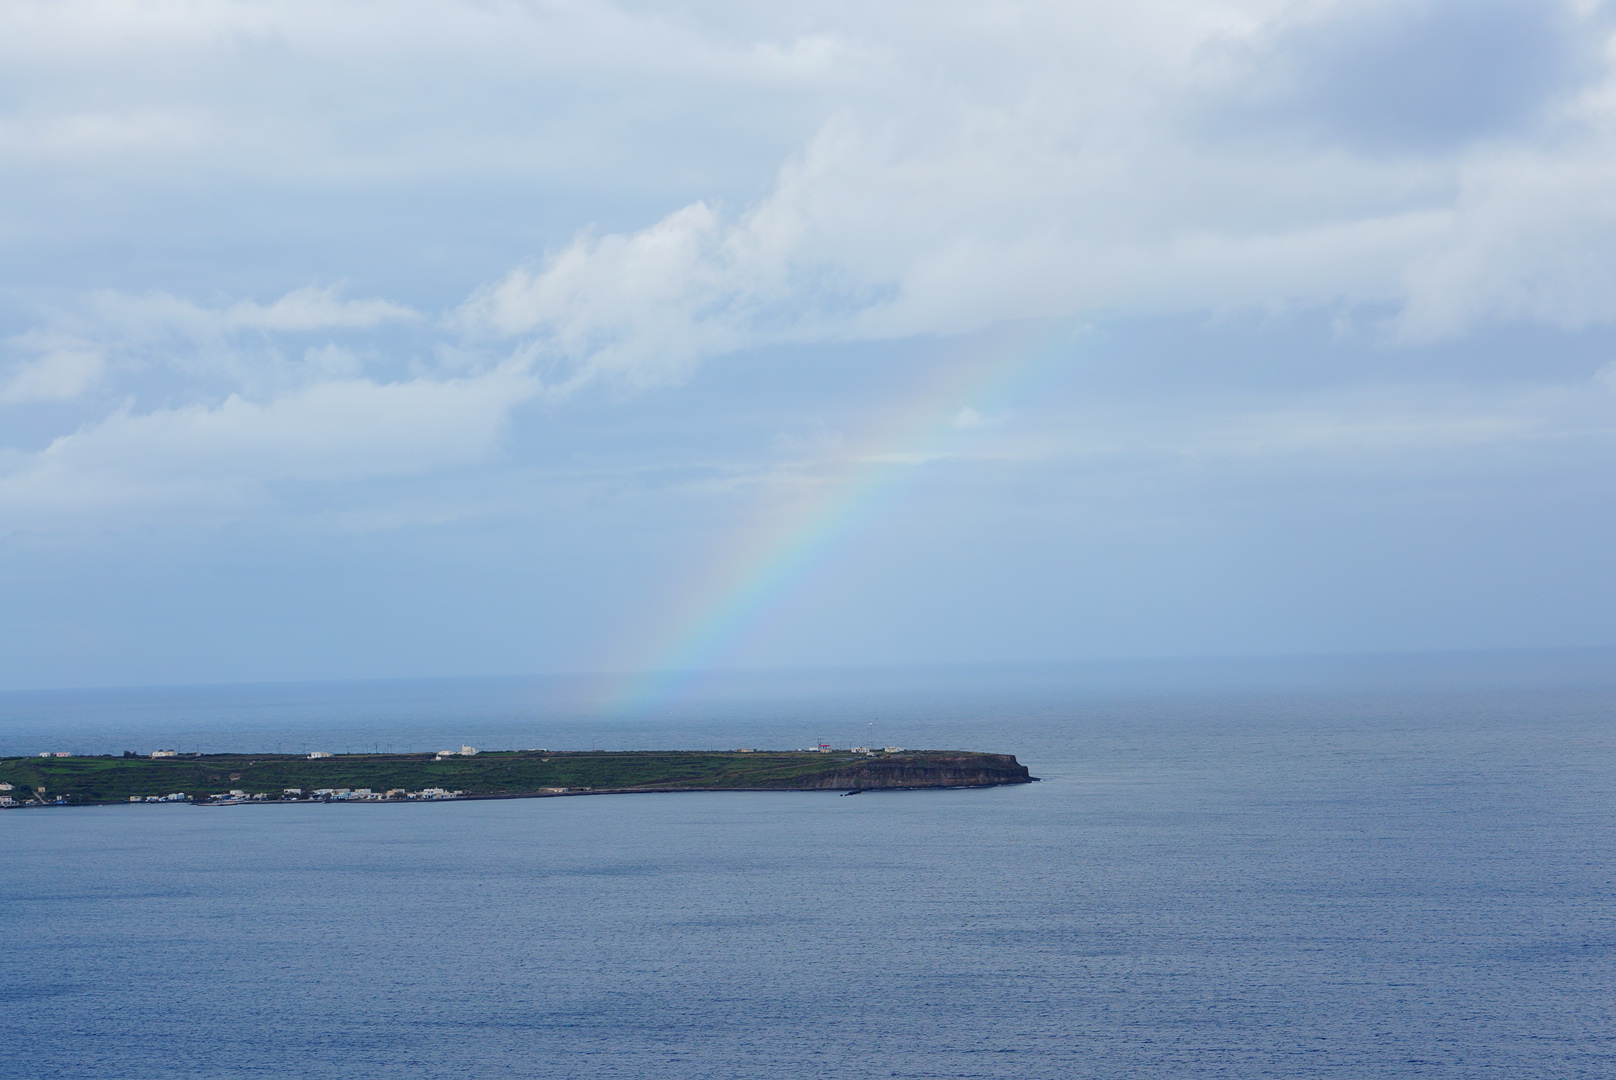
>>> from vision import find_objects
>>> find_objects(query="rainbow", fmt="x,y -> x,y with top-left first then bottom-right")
601,322 -> 1072,713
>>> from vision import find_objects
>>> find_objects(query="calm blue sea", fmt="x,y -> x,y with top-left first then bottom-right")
5,656 -> 1616,1079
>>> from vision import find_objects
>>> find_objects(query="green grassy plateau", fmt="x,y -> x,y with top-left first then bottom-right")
0,749 -> 1035,806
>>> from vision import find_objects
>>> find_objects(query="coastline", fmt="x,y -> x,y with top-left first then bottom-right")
1,748 -> 1038,808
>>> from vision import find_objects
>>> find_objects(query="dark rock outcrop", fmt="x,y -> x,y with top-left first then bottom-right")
761,753 -> 1034,790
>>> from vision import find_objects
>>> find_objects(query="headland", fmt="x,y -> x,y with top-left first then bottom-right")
0,748 -> 1037,807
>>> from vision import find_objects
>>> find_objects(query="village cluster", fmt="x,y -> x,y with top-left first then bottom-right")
198,787 -> 469,804
794,744 -> 906,754
0,782 -> 88,808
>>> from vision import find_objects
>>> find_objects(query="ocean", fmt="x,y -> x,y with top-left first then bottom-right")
4,656 -> 1616,1078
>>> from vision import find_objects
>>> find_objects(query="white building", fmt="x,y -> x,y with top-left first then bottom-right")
150,749 -> 179,758
308,751 -> 334,759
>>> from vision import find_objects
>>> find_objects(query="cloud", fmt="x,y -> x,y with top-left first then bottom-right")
450,109 -> 1445,385
221,287 -> 419,333
6,0 -> 1616,529
1219,0 -> 1594,152
9,1 -> 1616,385
0,341 -> 103,402
1400,143 -> 1616,336
77,286 -> 419,341
425,0 -> 1616,385
454,203 -> 756,388
0,286 -> 422,401
0,367 -> 539,523
949,374 -> 1616,481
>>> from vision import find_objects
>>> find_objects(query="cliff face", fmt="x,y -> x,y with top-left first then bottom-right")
761,753 -> 1034,790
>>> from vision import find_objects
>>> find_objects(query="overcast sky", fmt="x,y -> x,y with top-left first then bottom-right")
3,0 -> 1615,692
